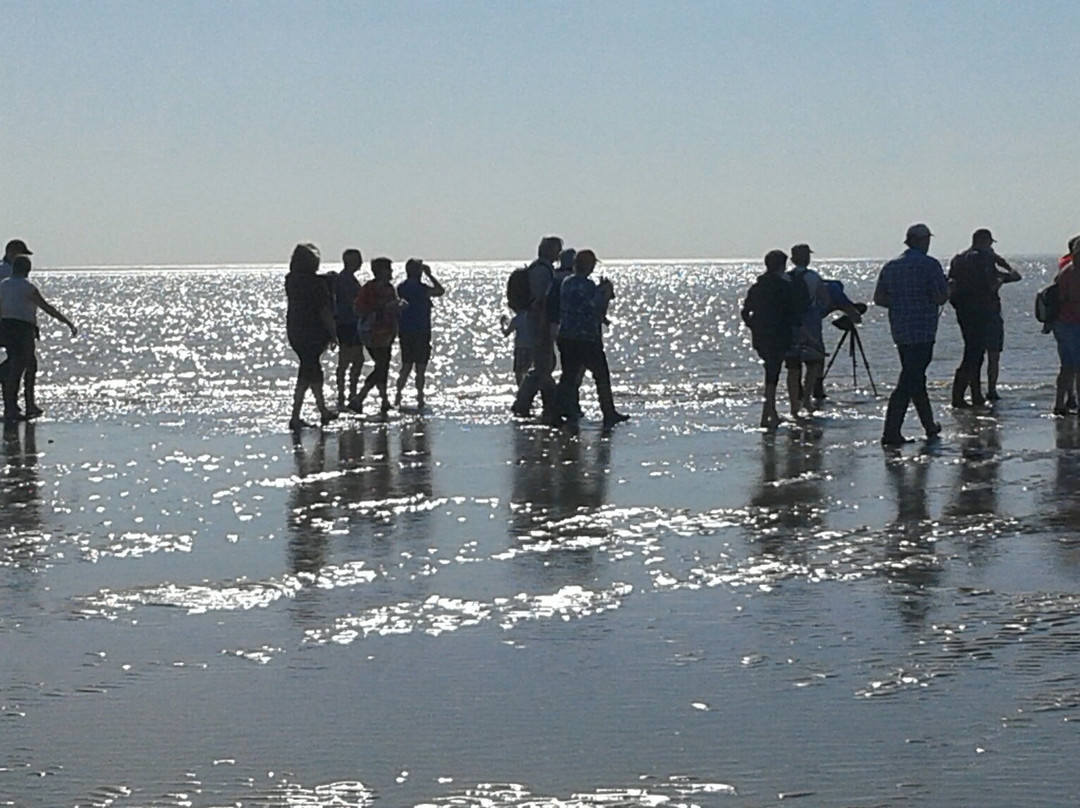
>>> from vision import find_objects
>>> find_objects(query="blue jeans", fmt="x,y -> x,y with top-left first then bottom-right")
883,342 -> 936,440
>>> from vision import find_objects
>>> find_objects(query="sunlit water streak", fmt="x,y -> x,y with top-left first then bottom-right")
2,259 -> 1079,808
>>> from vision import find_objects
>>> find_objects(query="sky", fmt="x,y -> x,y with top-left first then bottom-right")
3,0 -> 1080,266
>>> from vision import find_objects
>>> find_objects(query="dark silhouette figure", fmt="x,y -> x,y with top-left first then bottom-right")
0,255 -> 77,426
285,243 -> 338,430
873,224 -> 948,446
741,249 -> 800,430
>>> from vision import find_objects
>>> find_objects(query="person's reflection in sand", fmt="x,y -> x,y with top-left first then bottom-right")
747,427 -> 826,558
1,424 -> 42,576
944,416 -> 1002,564
333,423 -> 399,564
286,429 -> 330,616
397,418 -> 433,533
1049,418 -> 1080,544
883,457 -> 939,628
507,425 -> 610,588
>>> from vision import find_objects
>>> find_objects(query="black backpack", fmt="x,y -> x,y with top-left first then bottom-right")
1035,282 -> 1061,326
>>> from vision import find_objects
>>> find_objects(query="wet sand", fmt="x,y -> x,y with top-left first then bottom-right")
4,393 -> 1080,807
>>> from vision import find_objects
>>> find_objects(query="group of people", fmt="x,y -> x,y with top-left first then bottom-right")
503,236 -> 630,431
0,239 -> 78,427
741,224 -> 1080,446
284,243 -> 444,431
6,229 -> 1077,440
285,236 -> 631,433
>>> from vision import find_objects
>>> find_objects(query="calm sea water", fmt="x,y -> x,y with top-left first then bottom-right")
2,258 -> 1079,807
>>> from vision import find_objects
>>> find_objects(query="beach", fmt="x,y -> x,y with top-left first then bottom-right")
3,260 -> 1080,807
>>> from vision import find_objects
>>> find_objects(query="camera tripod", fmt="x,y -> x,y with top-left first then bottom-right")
822,319 -> 877,396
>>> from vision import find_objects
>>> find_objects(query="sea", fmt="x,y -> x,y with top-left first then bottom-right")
2,257 -> 1079,808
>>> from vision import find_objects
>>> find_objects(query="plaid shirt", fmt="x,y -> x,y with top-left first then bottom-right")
874,248 -> 948,345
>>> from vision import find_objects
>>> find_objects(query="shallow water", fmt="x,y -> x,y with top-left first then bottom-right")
2,259 -> 1080,807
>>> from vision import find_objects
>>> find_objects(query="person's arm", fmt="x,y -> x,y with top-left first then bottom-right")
500,314 -> 514,336
32,289 -> 77,336
994,252 -> 1021,283
926,259 -> 949,306
872,273 -> 890,309
424,266 -> 445,297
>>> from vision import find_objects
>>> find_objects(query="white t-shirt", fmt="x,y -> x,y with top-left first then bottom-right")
0,276 -> 38,324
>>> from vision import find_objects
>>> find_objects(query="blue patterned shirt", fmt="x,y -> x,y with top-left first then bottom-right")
557,273 -> 604,341
874,248 -> 948,345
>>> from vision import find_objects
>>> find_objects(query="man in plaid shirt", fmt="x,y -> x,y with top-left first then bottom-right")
873,223 -> 949,446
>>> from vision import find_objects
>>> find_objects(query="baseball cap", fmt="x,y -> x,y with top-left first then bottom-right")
972,228 -> 995,243
5,239 -> 32,256
905,223 -> 933,243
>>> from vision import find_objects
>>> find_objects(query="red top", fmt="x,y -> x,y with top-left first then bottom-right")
1056,261 -> 1080,324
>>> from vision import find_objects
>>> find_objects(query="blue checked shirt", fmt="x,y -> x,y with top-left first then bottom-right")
874,248 -> 948,345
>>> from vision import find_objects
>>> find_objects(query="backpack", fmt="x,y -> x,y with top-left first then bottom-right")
787,268 -> 813,318
1035,282 -> 1061,327
506,265 -> 532,312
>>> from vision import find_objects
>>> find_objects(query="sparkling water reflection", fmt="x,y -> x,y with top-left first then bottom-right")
1,260 -> 1078,808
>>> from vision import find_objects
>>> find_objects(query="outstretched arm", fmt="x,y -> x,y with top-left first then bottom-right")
32,289 -> 77,336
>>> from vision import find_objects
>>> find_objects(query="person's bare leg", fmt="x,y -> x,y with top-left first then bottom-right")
290,377 -> 309,427
802,362 -> 822,412
987,350 -> 1001,400
763,381 -> 780,430
415,362 -> 427,409
395,362 -> 413,407
1055,367 -> 1075,414
786,366 -> 802,416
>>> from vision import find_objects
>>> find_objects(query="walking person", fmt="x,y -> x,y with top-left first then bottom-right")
333,248 -> 365,411
873,224 -> 948,446
285,243 -> 338,430
947,229 -> 1021,407
512,236 -> 562,418
394,258 -> 444,410
1052,236 -> 1080,416
741,249 -> 802,430
551,249 -> 629,430
0,255 -> 77,426
354,257 -> 401,414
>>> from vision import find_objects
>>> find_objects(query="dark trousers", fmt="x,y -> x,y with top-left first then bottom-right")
554,337 -> 615,419
0,319 -> 36,419
955,306 -> 988,376
884,342 -> 935,440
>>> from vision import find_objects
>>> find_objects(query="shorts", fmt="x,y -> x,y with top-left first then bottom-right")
985,312 -> 1004,354
336,321 -> 362,347
0,318 -> 35,360
1053,321 -> 1080,369
399,331 -> 432,365
754,337 -> 787,385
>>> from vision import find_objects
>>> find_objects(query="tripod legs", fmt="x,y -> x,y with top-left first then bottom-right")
822,326 -> 876,396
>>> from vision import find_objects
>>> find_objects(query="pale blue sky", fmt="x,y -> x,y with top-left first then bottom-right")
3,0 -> 1079,265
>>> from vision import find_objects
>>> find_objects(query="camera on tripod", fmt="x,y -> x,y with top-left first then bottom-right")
831,302 -> 868,333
